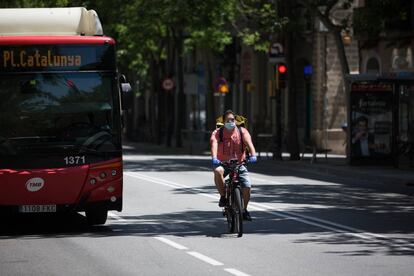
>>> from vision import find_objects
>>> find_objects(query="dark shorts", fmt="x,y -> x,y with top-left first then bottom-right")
214,164 -> 252,188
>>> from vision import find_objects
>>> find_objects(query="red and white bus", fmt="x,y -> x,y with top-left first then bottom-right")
0,8 -> 130,225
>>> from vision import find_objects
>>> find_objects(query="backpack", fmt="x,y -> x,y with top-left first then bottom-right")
215,114 -> 248,154
215,114 -> 247,129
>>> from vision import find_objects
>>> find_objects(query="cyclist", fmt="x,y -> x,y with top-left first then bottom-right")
210,110 -> 257,221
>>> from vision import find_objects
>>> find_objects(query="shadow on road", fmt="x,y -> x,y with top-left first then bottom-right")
2,153 -> 414,258
1,208 -> 413,257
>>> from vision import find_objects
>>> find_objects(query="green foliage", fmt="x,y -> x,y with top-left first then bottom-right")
0,0 -> 286,80
353,0 -> 412,39
234,0 -> 284,52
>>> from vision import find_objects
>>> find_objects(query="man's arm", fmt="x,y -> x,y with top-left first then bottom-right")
210,130 -> 218,158
242,128 -> 256,156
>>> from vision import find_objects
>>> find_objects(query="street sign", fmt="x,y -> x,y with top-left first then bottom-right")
162,78 -> 174,91
268,42 -> 285,64
269,42 -> 283,58
269,57 -> 286,64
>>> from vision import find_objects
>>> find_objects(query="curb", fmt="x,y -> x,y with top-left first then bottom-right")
256,159 -> 414,195
123,140 -> 414,195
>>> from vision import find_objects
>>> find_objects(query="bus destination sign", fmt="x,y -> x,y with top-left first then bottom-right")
0,45 -> 115,71
3,49 -> 82,68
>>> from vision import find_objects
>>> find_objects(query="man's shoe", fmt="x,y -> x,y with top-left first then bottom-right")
243,209 -> 252,221
219,196 -> 227,207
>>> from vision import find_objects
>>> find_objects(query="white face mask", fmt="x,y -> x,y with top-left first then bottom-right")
224,122 -> 236,130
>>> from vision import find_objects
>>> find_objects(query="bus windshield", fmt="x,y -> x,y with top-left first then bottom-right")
0,72 -> 121,165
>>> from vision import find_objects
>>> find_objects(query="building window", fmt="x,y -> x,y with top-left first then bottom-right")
366,57 -> 380,73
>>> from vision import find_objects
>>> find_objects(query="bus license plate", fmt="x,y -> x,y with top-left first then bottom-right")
19,205 -> 57,213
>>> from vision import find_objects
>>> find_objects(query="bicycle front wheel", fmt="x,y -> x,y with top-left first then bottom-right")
226,206 -> 235,233
233,187 -> 244,237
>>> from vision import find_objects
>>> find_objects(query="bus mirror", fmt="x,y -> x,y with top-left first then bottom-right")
121,82 -> 132,93
120,74 -> 127,83
121,83 -> 132,110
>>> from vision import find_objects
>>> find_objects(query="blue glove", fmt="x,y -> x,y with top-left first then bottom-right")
212,157 -> 221,166
248,155 -> 257,163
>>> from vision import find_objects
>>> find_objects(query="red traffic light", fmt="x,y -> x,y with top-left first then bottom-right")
278,64 -> 287,74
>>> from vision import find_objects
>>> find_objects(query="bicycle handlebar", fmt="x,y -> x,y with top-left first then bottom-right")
220,159 -> 248,169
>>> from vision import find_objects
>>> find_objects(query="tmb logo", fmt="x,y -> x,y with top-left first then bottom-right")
25,177 -> 45,192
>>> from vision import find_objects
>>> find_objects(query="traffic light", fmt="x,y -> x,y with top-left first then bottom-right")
214,76 -> 230,94
275,63 -> 287,89
278,63 -> 287,75
218,83 -> 229,94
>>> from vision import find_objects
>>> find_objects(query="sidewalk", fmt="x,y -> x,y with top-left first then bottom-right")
256,154 -> 414,195
122,140 -> 414,195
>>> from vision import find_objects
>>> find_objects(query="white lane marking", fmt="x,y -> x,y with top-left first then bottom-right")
250,176 -> 284,185
108,212 -> 127,222
126,173 -> 183,189
187,251 -> 223,266
224,268 -> 252,276
248,201 -> 414,249
125,172 -> 217,201
125,172 -> 414,250
154,237 -> 188,250
153,236 -> 251,275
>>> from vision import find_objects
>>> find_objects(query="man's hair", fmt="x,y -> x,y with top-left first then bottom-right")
222,109 -> 235,122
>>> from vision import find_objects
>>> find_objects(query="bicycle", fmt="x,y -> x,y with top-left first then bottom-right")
221,159 -> 247,237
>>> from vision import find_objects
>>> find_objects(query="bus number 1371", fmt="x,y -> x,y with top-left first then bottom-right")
64,156 -> 86,165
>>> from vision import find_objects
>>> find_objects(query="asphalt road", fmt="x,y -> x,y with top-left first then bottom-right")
1,151 -> 414,276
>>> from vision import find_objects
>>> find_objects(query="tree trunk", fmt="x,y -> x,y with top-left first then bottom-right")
205,49 -> 216,130
175,29 -> 186,147
166,30 -> 176,147
316,9 -> 350,79
297,0 -> 351,83
285,0 -> 300,160
150,59 -> 159,144
157,62 -> 165,145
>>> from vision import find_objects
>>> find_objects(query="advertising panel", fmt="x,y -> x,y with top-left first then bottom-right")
350,82 -> 394,163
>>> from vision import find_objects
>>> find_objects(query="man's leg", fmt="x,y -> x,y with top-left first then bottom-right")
213,166 -> 225,196
242,187 -> 251,209
238,166 -> 252,221
213,166 -> 227,207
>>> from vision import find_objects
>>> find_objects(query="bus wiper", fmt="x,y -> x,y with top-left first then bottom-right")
77,146 -> 106,156
9,136 -> 57,141
76,145 -> 119,156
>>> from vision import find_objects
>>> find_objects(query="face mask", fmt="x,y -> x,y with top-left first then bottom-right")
224,122 -> 236,130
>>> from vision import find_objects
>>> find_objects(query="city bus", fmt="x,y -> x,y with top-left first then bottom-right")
0,8 -> 130,225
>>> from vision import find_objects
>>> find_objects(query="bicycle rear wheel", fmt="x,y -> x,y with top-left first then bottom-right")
233,187 -> 243,237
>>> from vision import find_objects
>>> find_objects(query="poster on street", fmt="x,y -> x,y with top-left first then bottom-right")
350,82 -> 394,162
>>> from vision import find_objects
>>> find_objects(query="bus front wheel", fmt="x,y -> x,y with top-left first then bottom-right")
85,207 -> 108,225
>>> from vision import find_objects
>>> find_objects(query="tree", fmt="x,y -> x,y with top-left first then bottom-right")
353,0 -> 413,42
297,0 -> 353,80
111,0 -> 284,146
0,0 -> 286,148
